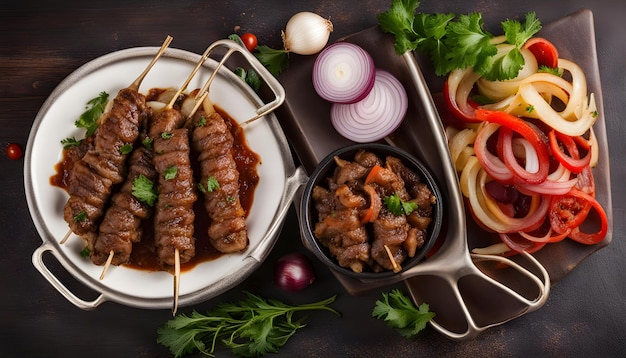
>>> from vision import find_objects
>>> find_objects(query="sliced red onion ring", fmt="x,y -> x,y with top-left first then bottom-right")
312,42 -> 375,104
330,69 -> 408,143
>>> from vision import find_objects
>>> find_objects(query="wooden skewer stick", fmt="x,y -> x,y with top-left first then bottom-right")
129,35 -> 173,92
172,248 -> 181,316
99,250 -> 115,280
60,229 -> 73,245
384,244 -> 402,273
165,47 -> 213,109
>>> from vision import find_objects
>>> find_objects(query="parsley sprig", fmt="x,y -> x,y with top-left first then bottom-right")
61,91 -> 109,147
384,193 -> 418,216
157,292 -> 339,357
378,0 -> 542,80
132,174 -> 157,206
372,289 -> 435,338
74,91 -> 109,137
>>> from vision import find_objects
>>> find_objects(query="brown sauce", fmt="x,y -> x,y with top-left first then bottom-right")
50,103 -> 261,273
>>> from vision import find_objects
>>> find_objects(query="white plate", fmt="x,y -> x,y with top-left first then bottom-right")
26,45 -> 305,309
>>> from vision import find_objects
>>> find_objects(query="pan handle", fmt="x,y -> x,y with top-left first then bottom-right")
247,166 -> 309,261
405,251 -> 550,340
32,242 -> 106,310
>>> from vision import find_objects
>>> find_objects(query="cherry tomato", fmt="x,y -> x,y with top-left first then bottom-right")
6,143 -> 23,160
240,32 -> 258,52
524,37 -> 559,68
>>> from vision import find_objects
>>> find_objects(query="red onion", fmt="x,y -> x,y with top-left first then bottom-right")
274,252 -> 315,291
330,69 -> 408,143
312,42 -> 375,104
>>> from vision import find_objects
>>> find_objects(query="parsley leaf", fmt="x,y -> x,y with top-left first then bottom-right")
372,289 -> 435,338
142,137 -> 154,149
132,174 -> 157,206
206,176 -> 220,192
196,116 -> 206,127
73,211 -> 87,222
157,292 -> 339,358
254,45 -> 289,77
377,0 -> 543,80
234,67 -> 261,92
384,193 -> 418,216
119,143 -> 133,155
164,166 -> 177,180
60,137 -> 83,149
75,91 -> 108,137
444,12 -> 497,75
80,246 -> 91,258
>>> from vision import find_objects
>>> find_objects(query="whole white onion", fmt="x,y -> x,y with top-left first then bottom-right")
282,12 -> 333,55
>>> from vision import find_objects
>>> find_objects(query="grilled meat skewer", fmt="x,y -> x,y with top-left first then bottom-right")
62,36 -> 172,246
63,88 -> 150,242
92,144 -> 157,266
150,109 -> 197,266
188,98 -> 248,253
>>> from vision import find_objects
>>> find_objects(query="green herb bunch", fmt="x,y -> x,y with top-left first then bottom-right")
157,292 -> 339,357
378,0 -> 542,80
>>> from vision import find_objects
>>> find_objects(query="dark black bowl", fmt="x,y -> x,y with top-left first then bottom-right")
299,143 -> 444,281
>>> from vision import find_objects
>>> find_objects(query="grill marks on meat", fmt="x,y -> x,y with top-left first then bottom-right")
311,150 -> 436,273
92,146 -> 157,266
64,88 -> 148,241
150,109 -> 197,266
189,109 -> 248,253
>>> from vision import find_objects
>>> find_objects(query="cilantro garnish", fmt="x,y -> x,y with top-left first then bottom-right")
384,193 -> 418,216
157,292 -> 339,358
164,166 -> 178,180
132,174 -> 157,206
377,0 -> 542,80
196,116 -> 206,127
372,289 -> 435,338
60,137 -> 83,149
254,45 -> 289,77
161,132 -> 173,139
206,176 -> 220,192
79,246 -> 91,258
142,137 -> 154,149
74,91 -> 109,137
73,211 -> 87,222
119,143 -> 133,155
235,66 -> 261,93
198,177 -> 220,194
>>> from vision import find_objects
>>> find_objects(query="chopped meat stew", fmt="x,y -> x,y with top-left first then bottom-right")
312,149 -> 437,273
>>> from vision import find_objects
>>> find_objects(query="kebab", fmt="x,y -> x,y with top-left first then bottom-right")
147,66 -> 208,314
61,36 -> 172,247
187,95 -> 249,253
94,140 -> 157,279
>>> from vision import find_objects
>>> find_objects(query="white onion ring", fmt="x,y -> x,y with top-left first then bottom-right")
312,42 -> 375,104
330,69 -> 408,143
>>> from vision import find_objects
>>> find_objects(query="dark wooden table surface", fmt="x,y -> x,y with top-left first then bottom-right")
2,1 -> 625,357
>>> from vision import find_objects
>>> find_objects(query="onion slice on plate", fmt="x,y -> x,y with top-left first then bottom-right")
330,69 -> 408,143
312,42 -> 375,104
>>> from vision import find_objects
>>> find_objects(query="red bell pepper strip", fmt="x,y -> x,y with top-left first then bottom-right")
523,37 -> 559,68
548,130 -> 592,173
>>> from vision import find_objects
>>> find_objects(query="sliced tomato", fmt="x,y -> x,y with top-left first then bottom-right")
524,37 -> 559,68
549,189 -> 592,235
565,189 -> 608,245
